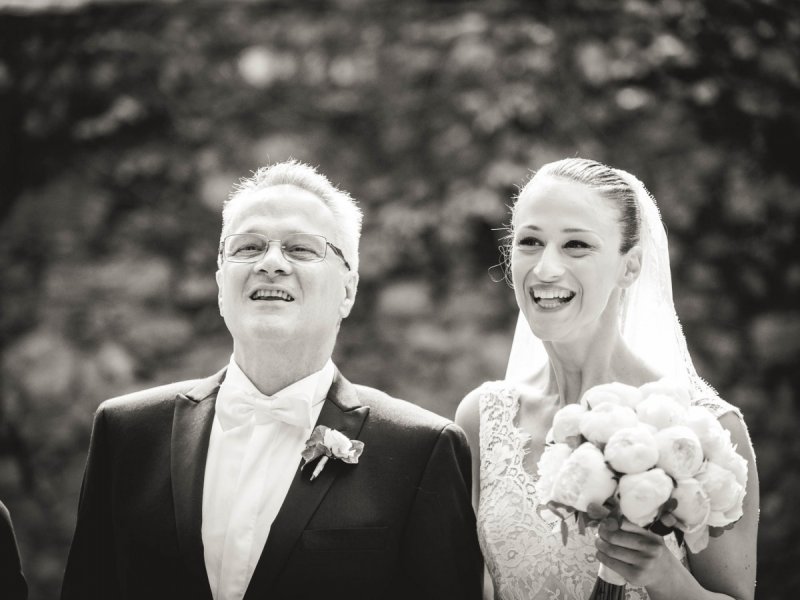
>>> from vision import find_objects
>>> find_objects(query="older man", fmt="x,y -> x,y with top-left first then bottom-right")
62,161 -> 481,600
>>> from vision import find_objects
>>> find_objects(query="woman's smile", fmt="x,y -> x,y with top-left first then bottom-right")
529,285 -> 577,311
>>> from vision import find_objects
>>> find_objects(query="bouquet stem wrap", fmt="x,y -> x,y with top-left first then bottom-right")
588,564 -> 626,599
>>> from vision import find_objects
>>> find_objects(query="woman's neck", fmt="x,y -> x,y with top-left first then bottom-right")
539,313 -> 659,406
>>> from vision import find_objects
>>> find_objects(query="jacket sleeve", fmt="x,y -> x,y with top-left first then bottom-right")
401,423 -> 483,600
61,406 -> 121,600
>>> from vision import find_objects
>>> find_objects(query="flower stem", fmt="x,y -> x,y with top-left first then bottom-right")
310,456 -> 329,481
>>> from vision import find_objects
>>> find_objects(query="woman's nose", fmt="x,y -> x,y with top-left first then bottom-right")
533,244 -> 564,281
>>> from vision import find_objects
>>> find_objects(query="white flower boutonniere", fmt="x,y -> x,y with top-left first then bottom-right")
301,425 -> 365,481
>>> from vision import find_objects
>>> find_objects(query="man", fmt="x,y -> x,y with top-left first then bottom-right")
0,500 -> 27,599
62,161 -> 482,600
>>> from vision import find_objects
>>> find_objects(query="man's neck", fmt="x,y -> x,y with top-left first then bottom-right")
232,342 -> 332,396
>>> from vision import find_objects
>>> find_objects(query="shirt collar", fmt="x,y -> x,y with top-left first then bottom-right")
220,356 -> 335,408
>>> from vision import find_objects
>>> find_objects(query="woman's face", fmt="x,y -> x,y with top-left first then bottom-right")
511,175 -> 636,344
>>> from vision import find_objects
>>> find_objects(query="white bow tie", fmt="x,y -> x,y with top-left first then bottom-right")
216,386 -> 314,431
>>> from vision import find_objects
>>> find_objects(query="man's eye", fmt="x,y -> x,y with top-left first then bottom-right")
232,242 -> 264,256
285,244 -> 322,260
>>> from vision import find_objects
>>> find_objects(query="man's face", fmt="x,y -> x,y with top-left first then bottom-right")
216,184 -> 357,354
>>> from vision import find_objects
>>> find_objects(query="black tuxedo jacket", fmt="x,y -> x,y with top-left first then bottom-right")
61,368 -> 482,600
0,500 -> 27,600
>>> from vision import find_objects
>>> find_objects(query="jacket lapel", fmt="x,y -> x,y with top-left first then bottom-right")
244,370 -> 369,599
171,368 -> 225,593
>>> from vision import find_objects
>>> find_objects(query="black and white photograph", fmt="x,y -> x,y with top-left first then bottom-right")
0,0 -> 797,598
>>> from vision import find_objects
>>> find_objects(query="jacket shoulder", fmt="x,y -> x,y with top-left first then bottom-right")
98,377 -> 211,417
353,383 -> 453,433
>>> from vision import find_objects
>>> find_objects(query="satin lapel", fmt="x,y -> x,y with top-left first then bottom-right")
244,372 -> 369,599
171,369 -> 224,592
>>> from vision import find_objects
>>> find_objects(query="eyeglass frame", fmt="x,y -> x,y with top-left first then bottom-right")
218,232 -> 351,271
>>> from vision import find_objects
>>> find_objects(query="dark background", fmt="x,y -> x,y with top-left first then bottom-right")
1,1 -> 798,598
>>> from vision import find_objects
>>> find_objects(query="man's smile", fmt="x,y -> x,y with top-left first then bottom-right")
249,288 -> 296,302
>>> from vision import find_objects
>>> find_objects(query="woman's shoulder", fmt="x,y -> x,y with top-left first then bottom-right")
692,393 -> 754,459
456,380 -> 518,432
460,380 -> 520,409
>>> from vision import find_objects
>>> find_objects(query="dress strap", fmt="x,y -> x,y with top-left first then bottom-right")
692,394 -> 743,421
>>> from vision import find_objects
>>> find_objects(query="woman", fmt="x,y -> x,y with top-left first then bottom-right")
456,158 -> 758,600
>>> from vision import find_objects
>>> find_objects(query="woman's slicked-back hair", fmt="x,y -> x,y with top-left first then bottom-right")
514,158 -> 641,253
219,160 -> 363,271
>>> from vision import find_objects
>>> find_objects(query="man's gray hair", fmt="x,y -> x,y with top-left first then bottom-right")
219,160 -> 363,272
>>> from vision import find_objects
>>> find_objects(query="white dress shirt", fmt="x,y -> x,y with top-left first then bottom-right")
202,357 -> 334,600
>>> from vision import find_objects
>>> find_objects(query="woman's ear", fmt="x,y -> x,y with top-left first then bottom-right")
619,245 -> 643,289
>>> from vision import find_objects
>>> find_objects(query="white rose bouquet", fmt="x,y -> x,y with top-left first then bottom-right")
536,379 -> 747,599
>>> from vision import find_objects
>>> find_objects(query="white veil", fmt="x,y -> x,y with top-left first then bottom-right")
504,167 -> 718,401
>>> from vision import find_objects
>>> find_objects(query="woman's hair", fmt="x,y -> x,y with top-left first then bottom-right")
219,159 -> 363,271
514,157 -> 642,253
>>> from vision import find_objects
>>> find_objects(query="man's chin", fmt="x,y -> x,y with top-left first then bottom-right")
233,317 -> 296,341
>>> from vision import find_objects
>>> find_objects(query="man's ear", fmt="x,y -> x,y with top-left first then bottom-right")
619,245 -> 642,289
215,269 -> 225,317
338,271 -> 359,320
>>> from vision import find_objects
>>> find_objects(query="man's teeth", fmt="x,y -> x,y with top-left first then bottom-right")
251,290 -> 295,301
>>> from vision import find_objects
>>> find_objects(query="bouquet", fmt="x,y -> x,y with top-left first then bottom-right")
536,379 -> 748,599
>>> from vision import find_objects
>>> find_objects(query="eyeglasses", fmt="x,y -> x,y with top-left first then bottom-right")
220,232 -> 351,270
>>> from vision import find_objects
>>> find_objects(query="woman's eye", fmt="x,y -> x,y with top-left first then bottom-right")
516,236 -> 543,247
565,240 -> 591,250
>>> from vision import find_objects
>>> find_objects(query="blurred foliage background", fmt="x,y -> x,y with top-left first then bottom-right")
0,0 -> 798,597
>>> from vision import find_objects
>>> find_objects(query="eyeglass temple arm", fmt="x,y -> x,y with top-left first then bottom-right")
327,243 -> 351,271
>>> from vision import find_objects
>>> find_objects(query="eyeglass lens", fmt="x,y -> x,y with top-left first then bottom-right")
224,233 -> 327,263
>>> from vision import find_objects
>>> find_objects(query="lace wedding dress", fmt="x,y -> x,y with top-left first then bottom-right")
476,381 -> 742,600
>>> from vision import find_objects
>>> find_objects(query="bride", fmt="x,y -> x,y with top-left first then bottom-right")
456,158 -> 758,600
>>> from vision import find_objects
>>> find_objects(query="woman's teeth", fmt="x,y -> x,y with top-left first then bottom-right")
532,288 -> 575,309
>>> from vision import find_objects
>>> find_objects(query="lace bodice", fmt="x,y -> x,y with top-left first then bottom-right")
476,381 -> 701,600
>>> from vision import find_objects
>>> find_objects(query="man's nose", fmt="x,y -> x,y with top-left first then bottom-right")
253,241 -> 292,275
533,243 -> 564,281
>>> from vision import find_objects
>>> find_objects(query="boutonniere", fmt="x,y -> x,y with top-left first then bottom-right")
301,425 -> 365,481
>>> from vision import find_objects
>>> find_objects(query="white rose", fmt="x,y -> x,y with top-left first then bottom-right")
604,425 -> 659,474
551,404 -> 587,443
695,461 -> 745,526
581,382 -> 643,410
324,428 -> 355,459
536,443 -> 573,504
618,468 -> 674,527
636,394 -> 687,430
655,426 -> 704,479
551,442 -> 617,512
684,406 -> 728,459
671,478 -> 711,530
639,378 -> 692,408
671,478 -> 712,553
710,443 -> 748,488
579,403 -> 639,445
